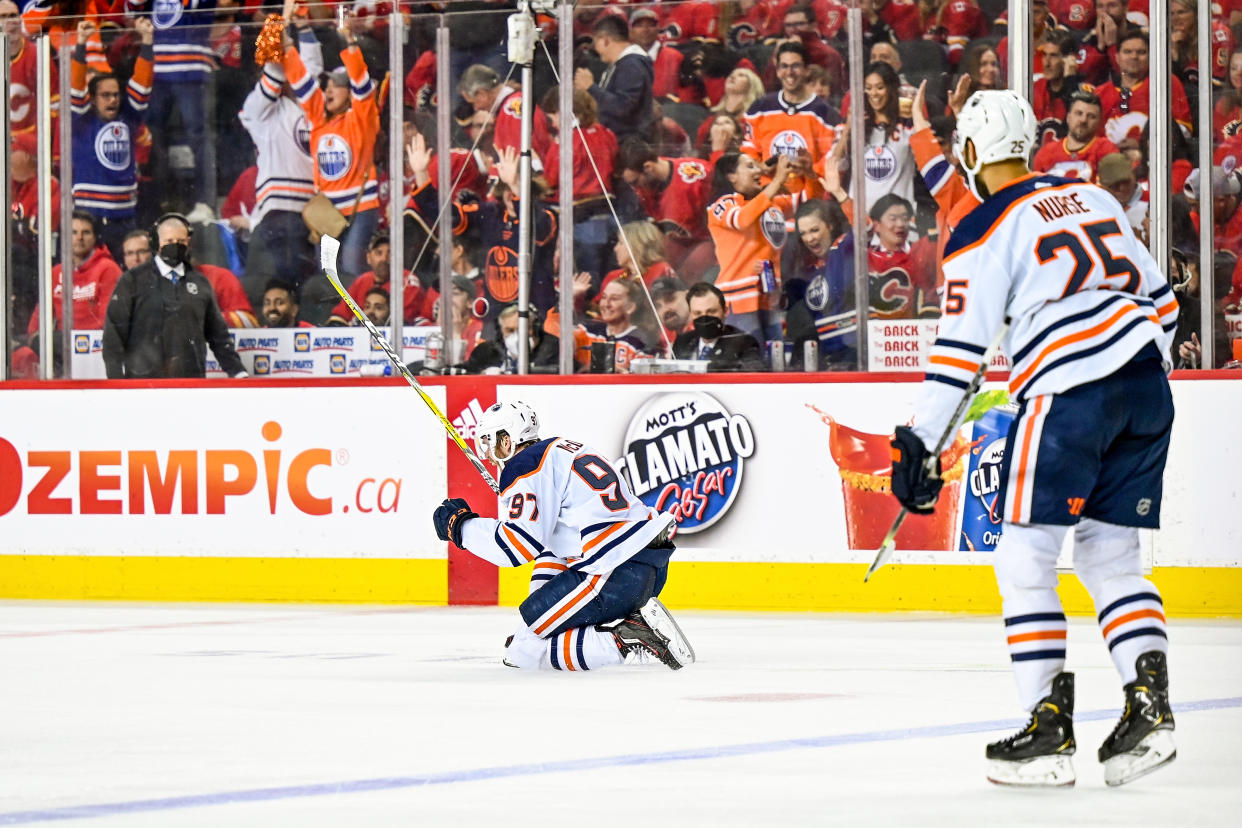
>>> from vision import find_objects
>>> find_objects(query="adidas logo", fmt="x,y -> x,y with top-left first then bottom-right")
453,398 -> 486,442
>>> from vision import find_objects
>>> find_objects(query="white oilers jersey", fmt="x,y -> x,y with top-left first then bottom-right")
459,437 -> 675,576
239,29 -> 322,226
913,174 -> 1178,447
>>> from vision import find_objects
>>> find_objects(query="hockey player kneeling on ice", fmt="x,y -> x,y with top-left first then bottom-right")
431,401 -> 695,672
891,90 -> 1177,788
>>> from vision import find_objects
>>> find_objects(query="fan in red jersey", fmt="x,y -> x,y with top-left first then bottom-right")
1033,91 -> 1120,182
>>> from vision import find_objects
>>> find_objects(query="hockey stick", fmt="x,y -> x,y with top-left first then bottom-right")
319,236 -> 501,494
864,317 -> 1012,582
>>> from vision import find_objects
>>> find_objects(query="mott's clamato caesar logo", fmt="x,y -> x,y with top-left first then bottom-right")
615,392 -> 754,533
0,422 -> 403,517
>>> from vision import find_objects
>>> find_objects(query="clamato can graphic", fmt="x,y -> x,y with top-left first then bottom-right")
959,406 -> 1017,552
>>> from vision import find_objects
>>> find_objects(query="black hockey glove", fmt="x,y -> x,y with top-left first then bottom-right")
890,426 -> 942,515
433,498 -> 477,547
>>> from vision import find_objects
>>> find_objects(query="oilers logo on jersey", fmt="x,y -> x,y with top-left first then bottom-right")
805,273 -> 829,312
95,123 -> 131,171
615,392 -> 755,534
152,0 -> 184,28
316,134 -> 353,181
759,207 -> 787,249
771,130 -> 808,158
295,117 -> 312,156
865,144 -> 898,185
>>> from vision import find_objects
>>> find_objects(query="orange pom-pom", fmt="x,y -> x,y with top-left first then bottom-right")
254,14 -> 286,67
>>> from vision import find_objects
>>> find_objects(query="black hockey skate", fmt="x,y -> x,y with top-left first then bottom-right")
599,598 -> 695,670
986,672 -> 1077,787
1098,651 -> 1177,787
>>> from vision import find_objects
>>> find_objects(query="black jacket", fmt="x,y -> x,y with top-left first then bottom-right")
591,47 -> 655,142
672,325 -> 765,371
103,261 -> 246,379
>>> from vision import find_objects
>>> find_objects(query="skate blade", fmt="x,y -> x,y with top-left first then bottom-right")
1103,729 -> 1177,787
986,755 -> 1076,788
639,597 -> 696,668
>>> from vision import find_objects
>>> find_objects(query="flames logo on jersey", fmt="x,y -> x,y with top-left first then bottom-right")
317,134 -> 353,181
95,122 -> 132,171
729,22 -> 760,48
677,161 -> 708,184
9,82 -> 32,125
1105,111 -> 1148,147
615,392 -> 755,534
503,95 -> 522,119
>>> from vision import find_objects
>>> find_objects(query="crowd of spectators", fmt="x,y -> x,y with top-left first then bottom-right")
6,0 -> 1242,378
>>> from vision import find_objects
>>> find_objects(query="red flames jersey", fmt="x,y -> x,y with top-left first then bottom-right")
868,237 -> 939,319
492,86 -> 553,173
661,0 -> 719,41
544,123 -> 618,200
1050,0 -> 1094,30
9,37 -> 60,138
877,0 -> 923,40
921,0 -> 989,66
1096,78 -> 1193,147
636,158 -> 713,240
404,49 -> 435,110
1032,135 -> 1121,182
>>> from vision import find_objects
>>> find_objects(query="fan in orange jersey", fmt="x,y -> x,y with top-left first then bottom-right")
741,41 -> 836,199
707,152 -> 798,342
907,80 -> 978,288
283,14 -> 380,284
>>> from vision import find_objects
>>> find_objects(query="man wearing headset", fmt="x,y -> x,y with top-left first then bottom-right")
102,213 -> 247,379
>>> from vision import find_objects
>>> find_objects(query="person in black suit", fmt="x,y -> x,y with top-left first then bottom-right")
103,213 -> 247,379
672,282 -> 766,372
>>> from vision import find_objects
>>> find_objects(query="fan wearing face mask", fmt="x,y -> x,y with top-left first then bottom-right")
102,213 -> 248,379
670,282 -> 765,371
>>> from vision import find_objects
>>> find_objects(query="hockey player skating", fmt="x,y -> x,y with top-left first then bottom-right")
431,401 -> 695,672
890,90 -> 1178,788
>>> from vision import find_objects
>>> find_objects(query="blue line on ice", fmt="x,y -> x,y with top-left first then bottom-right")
2,696 -> 1237,825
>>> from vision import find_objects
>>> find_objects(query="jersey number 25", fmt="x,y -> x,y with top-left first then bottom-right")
1036,219 -> 1141,298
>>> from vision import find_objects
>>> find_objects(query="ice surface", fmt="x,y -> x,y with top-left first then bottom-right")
1,603 -> 1238,826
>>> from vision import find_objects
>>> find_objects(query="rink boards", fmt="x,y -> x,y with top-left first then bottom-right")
0,373 -> 1239,615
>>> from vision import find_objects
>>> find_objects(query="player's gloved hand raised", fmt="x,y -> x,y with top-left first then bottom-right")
433,498 -> 477,547
890,426 -> 942,514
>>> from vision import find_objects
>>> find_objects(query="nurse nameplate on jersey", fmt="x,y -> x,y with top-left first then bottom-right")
615,392 -> 755,534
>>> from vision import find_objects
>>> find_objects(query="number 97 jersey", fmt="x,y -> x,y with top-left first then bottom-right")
913,174 -> 1179,446
459,437 -> 676,576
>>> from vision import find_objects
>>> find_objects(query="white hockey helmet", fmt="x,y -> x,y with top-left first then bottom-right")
953,90 -> 1037,200
475,401 -> 540,467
